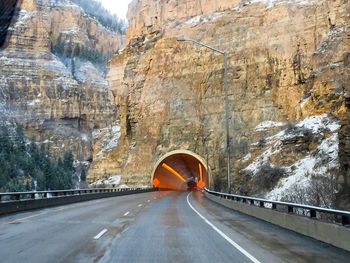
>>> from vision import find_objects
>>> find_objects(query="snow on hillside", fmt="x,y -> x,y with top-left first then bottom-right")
255,120 -> 285,131
183,11 -> 224,26
241,114 -> 340,203
181,0 -> 317,27
90,175 -> 121,186
74,59 -> 108,87
93,123 -> 121,157
10,9 -> 33,30
265,132 -> 339,200
250,0 -> 316,8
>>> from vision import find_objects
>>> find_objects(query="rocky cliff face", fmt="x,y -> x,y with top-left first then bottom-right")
92,0 -> 350,208
0,0 -> 121,179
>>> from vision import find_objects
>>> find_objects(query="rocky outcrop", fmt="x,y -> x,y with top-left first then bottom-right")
0,0 -> 120,176
126,0 -> 239,39
49,0 -> 123,52
93,0 -> 350,208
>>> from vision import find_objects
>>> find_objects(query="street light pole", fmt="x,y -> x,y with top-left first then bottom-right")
177,35 -> 231,193
224,52 -> 231,193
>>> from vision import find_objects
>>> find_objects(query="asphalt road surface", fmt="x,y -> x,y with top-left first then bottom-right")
0,191 -> 349,263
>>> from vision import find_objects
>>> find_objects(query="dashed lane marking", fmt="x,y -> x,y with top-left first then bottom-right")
94,229 -> 108,240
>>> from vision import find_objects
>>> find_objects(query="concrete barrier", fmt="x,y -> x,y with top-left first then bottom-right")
204,192 -> 350,252
0,188 -> 155,216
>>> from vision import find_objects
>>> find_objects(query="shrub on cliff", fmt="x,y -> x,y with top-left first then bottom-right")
254,164 -> 286,192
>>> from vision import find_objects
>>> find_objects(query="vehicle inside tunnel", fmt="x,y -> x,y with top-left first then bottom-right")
152,152 -> 208,191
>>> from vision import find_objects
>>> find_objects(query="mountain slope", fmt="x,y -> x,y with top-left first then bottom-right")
0,0 -> 122,186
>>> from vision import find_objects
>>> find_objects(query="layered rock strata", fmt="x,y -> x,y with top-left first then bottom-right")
0,0 -> 120,173
91,0 -> 350,208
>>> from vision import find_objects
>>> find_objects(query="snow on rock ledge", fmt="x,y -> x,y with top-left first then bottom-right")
241,114 -> 340,203
90,175 -> 121,187
93,122 -> 121,158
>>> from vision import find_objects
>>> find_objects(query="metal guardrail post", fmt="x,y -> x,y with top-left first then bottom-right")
310,210 -> 317,218
342,216 -> 350,226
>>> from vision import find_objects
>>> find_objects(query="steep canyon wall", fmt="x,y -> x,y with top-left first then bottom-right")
90,0 -> 349,208
0,0 -> 121,176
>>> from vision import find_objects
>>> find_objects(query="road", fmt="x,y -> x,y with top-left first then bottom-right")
0,191 -> 349,262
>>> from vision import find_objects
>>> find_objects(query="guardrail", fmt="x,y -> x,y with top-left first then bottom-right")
204,188 -> 350,226
0,187 -> 156,215
0,187 -> 153,203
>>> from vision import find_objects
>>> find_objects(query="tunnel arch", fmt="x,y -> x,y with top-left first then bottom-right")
151,150 -> 209,191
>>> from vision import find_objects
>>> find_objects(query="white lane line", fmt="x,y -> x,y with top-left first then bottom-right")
186,193 -> 261,263
94,229 -> 108,240
124,211 -> 130,216
147,200 -> 151,202
138,204 -> 143,207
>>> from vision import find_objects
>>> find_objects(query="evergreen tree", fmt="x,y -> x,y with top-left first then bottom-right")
0,123 -> 76,192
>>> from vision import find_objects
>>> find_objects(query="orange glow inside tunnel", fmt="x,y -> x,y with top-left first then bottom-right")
152,153 -> 208,191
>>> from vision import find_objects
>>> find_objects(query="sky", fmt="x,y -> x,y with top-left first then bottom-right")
99,0 -> 133,20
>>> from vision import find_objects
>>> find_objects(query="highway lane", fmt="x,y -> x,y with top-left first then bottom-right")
0,191 -> 349,262
100,191 -> 350,263
0,192 -> 161,263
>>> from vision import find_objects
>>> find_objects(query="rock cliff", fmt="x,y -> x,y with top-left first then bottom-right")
0,0 -> 122,180
93,0 -> 350,208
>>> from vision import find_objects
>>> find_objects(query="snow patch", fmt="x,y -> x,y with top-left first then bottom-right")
243,146 -> 277,175
93,123 -> 121,157
183,11 -> 224,26
81,133 -> 89,142
265,133 -> 339,200
27,99 -> 41,107
61,27 -> 80,35
90,175 -> 121,186
242,114 -> 340,201
11,10 -> 33,29
242,153 -> 252,161
296,114 -> 340,133
49,0 -> 84,13
249,0 -> 316,9
74,59 -> 108,87
255,121 -> 285,131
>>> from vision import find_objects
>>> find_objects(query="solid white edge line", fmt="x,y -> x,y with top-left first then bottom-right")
124,211 -> 130,216
94,229 -> 108,240
186,192 -> 261,263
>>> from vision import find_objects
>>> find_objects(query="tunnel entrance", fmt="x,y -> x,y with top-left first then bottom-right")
152,150 -> 208,191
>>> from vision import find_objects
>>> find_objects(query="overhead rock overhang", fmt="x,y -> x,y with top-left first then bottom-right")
151,150 -> 209,191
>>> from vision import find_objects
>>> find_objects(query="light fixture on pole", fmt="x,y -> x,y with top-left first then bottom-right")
176,35 -> 231,193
